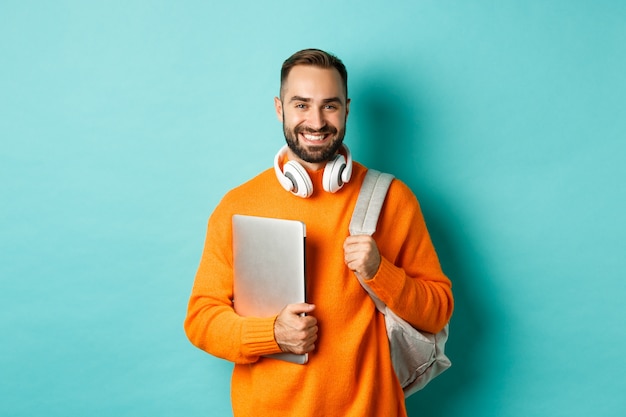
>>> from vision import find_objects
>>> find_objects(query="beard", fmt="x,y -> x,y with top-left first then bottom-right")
282,120 -> 347,164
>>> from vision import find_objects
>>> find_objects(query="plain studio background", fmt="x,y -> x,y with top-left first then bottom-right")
1,1 -> 625,416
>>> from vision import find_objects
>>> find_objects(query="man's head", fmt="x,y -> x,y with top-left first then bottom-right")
279,49 -> 348,100
275,49 -> 350,170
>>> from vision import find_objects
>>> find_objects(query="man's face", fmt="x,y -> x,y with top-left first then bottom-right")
274,65 -> 350,166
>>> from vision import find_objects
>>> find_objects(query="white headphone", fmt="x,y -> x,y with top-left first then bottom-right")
274,144 -> 353,198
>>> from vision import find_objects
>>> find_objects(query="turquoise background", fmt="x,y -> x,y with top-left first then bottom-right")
2,1 -> 625,416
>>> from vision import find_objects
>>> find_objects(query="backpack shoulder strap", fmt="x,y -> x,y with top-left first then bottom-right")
349,169 -> 395,236
349,169 -> 395,313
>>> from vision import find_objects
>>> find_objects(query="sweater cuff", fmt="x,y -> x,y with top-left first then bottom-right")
366,256 -> 405,303
241,316 -> 282,357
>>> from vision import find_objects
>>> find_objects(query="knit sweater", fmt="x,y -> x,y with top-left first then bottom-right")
184,161 -> 453,417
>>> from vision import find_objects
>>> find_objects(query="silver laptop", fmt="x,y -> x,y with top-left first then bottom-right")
232,214 -> 307,364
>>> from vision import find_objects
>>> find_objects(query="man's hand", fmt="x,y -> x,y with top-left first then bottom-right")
274,303 -> 318,355
343,235 -> 381,280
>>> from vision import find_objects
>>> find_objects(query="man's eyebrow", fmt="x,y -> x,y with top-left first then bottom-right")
289,96 -> 311,103
322,97 -> 343,104
288,96 -> 344,104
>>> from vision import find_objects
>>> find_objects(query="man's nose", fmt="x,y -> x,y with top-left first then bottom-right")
307,109 -> 325,130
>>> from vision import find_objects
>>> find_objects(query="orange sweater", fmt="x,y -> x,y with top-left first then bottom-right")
185,162 -> 453,417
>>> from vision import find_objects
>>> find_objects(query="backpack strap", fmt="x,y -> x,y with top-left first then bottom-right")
349,169 -> 395,236
349,169 -> 395,313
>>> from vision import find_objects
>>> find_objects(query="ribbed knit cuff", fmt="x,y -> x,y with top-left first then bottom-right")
366,256 -> 405,304
241,316 -> 282,357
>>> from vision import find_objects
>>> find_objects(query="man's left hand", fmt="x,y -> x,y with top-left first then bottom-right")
343,235 -> 381,280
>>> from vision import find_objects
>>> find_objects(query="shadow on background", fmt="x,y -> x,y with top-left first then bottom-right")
354,75 -> 502,416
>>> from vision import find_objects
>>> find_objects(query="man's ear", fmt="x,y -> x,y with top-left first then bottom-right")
345,98 -> 351,120
274,97 -> 283,122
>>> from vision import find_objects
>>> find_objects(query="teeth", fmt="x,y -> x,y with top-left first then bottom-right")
303,133 -> 325,141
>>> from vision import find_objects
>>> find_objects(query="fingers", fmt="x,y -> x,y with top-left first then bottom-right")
343,235 -> 381,280
274,304 -> 318,355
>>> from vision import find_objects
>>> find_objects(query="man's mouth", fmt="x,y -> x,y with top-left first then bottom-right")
302,133 -> 328,141
298,126 -> 336,143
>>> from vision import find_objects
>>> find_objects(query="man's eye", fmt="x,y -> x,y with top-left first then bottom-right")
295,103 -> 307,109
324,105 -> 337,110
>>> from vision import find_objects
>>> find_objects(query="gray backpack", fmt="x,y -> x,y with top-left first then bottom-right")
349,169 -> 451,397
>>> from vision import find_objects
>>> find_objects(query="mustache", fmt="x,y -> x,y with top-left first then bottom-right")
296,125 -> 337,135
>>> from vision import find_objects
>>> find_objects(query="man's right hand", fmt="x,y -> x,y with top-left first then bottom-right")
274,303 -> 318,355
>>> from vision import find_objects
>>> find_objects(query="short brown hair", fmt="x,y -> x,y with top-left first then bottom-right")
280,48 -> 348,99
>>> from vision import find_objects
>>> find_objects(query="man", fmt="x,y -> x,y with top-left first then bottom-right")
184,49 -> 453,417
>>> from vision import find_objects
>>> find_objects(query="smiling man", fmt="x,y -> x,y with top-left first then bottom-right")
184,49 -> 453,417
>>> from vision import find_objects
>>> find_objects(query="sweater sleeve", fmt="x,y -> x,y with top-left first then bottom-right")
184,200 -> 284,363
364,179 -> 453,334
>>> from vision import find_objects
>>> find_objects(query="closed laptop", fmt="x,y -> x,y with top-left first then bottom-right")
232,214 -> 307,364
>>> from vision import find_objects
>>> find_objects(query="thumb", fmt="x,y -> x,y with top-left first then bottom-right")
286,303 -> 316,315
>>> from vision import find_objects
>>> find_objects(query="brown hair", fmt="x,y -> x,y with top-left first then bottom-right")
280,48 -> 348,99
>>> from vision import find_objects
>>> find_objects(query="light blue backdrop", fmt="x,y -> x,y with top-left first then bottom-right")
2,1 -> 625,416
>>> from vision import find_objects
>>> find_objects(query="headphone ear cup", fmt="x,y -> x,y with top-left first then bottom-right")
283,161 -> 314,198
322,154 -> 347,193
